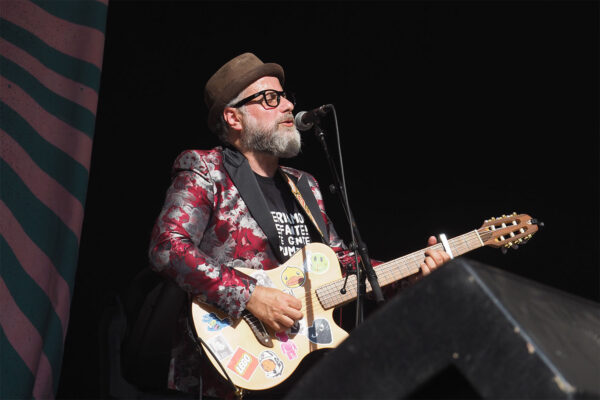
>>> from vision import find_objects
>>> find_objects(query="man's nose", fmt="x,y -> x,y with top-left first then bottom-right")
279,95 -> 294,112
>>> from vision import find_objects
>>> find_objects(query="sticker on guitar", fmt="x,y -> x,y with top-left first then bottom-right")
281,266 -> 305,288
206,334 -> 233,361
307,318 -> 332,344
281,318 -> 333,345
201,313 -> 231,332
227,348 -> 259,381
275,331 -> 299,360
251,270 -> 276,288
259,350 -> 284,378
305,252 -> 330,275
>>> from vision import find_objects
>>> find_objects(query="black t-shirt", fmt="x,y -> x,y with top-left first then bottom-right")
255,172 -> 320,261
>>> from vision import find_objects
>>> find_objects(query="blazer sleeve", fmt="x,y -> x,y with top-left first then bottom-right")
148,151 -> 256,319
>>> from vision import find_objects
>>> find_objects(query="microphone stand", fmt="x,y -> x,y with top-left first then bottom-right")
312,121 -> 384,326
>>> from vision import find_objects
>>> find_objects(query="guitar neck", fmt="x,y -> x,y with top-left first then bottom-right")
316,229 -> 485,309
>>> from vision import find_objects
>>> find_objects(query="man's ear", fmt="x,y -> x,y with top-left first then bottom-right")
223,107 -> 243,132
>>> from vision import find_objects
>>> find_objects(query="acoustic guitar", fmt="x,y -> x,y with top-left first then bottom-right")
190,213 -> 540,391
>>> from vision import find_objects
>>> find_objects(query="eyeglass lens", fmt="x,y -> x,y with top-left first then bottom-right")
263,90 -> 295,107
264,91 -> 280,107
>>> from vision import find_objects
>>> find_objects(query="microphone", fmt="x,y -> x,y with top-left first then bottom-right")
294,104 -> 332,131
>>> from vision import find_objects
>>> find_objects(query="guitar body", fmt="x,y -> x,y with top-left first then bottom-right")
190,242 -> 349,391
190,213 -> 540,392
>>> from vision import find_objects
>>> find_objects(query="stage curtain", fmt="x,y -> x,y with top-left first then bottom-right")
0,0 -> 108,397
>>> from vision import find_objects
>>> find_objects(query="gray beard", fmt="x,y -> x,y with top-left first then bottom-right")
240,114 -> 302,158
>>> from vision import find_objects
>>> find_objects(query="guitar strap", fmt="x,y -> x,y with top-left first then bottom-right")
279,170 -> 325,241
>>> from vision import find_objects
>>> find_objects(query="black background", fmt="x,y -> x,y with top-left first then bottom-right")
58,1 -> 598,398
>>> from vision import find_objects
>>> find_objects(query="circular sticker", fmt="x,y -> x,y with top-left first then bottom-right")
281,266 -> 305,288
259,350 -> 284,378
307,253 -> 330,274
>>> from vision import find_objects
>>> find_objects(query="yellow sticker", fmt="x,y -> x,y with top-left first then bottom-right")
281,266 -> 305,288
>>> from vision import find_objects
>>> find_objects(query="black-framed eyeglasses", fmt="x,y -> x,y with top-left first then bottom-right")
231,89 -> 295,109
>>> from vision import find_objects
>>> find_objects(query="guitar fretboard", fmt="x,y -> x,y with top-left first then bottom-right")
316,230 -> 484,309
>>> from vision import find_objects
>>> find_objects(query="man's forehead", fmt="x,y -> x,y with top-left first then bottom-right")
242,76 -> 282,95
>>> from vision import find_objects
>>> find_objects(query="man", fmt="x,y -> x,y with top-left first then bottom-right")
148,53 -> 450,397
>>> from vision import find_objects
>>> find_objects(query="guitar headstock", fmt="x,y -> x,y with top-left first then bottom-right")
478,213 -> 542,251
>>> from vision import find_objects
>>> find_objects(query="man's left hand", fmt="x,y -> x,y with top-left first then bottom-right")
420,236 -> 451,275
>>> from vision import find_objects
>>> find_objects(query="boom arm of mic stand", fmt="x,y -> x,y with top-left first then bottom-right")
312,124 -> 385,318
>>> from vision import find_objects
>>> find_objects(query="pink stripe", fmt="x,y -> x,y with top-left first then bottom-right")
96,0 -> 109,6
0,277 -> 55,398
0,129 -> 84,242
0,37 -> 99,114
1,0 -> 105,69
0,200 -> 71,338
0,76 -> 92,171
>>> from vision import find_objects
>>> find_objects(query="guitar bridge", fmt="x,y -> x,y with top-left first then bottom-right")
242,311 -> 273,348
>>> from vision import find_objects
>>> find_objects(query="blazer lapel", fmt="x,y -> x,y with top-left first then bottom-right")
222,148 -> 285,263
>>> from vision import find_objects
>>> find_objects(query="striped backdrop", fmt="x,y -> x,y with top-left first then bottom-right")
0,0 -> 108,398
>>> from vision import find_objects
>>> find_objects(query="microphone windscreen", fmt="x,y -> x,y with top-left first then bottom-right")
294,111 -> 313,131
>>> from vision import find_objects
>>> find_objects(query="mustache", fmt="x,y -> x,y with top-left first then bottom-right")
276,113 -> 294,124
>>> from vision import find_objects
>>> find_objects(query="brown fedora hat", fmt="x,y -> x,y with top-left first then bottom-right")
205,52 -> 284,133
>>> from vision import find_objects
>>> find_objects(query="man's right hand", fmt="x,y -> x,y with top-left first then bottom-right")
245,286 -> 303,332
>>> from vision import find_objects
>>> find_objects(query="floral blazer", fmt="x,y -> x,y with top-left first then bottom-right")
148,147 -> 356,319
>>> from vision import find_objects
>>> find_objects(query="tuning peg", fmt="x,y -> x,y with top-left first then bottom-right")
512,244 -> 519,250
501,247 -> 508,255
530,219 -> 545,229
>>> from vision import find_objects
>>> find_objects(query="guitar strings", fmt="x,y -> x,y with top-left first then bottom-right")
272,222 -> 528,312
294,232 -> 485,313
273,224 -> 519,313
302,235 -> 481,310
263,221 -> 530,315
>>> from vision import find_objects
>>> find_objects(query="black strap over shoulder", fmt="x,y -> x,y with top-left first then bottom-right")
222,147 -> 286,263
